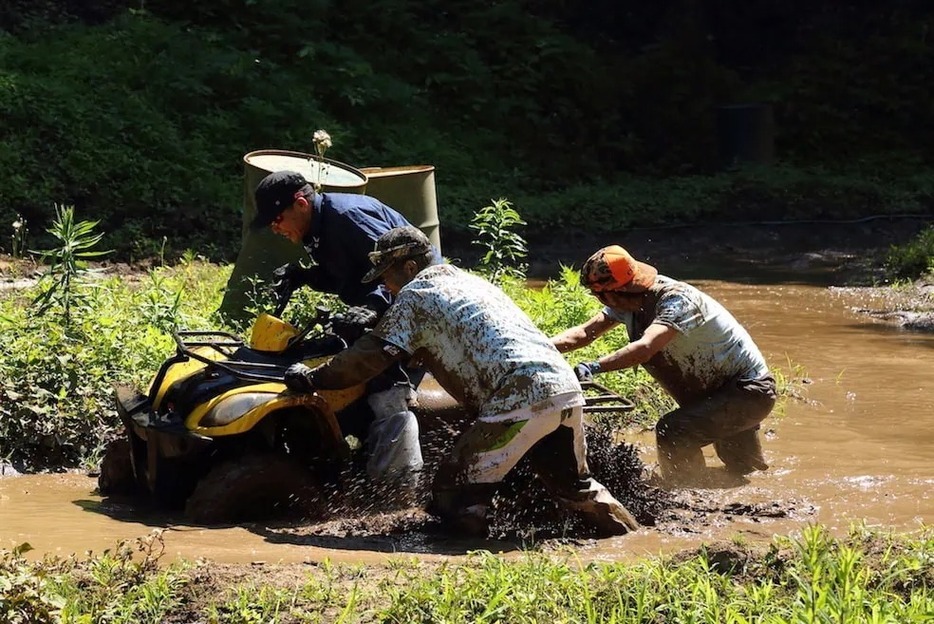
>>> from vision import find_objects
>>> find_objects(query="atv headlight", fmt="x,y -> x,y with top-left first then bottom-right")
200,393 -> 278,427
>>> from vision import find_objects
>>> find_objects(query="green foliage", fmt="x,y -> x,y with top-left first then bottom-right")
0,544 -> 65,624
0,0 -> 934,259
0,532 -> 190,624
377,525 -> 933,623
885,226 -> 934,280
0,4 -> 931,263
0,260 -> 229,470
469,198 -> 528,283
514,164 -> 934,236
29,204 -> 111,325
0,13 -> 327,259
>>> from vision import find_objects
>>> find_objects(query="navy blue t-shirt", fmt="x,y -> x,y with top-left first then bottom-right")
301,192 -> 412,313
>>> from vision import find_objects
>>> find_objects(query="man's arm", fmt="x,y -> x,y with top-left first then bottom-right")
551,311 -> 618,353
286,333 -> 407,391
595,322 -> 678,372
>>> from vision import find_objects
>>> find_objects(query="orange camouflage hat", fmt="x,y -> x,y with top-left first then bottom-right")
580,245 -> 658,292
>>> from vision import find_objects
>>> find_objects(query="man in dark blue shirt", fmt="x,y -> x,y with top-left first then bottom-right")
252,170 -> 413,315
251,170 -> 428,500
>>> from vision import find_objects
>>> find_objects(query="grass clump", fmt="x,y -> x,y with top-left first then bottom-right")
377,525 -> 933,623
0,532 -> 190,624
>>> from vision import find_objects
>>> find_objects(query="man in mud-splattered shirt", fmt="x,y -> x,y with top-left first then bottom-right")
283,226 -> 639,536
552,245 -> 776,485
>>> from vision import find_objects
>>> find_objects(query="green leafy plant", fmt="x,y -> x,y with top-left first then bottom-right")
470,198 -> 528,283
885,226 -> 934,281
30,204 -> 112,325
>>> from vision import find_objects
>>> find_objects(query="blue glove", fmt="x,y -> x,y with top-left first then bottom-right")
284,362 -> 317,392
574,361 -> 602,382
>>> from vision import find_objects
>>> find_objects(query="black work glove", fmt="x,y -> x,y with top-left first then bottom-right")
284,363 -> 317,392
331,305 -> 379,343
271,263 -> 314,308
574,361 -> 602,382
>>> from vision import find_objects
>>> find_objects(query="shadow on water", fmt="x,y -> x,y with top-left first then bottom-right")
246,521 -> 523,557
73,492 -> 522,557
836,322 -> 934,348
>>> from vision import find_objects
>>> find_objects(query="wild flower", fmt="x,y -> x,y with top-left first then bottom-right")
11,215 -> 27,258
310,129 -> 333,190
312,129 -> 332,158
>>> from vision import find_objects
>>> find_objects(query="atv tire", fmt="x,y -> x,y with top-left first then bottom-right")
98,437 -> 141,497
184,454 -> 323,525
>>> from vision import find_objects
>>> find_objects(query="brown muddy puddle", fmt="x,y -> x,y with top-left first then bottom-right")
2,278 -> 932,564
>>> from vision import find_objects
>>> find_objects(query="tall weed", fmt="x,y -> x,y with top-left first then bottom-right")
470,198 -> 528,284
30,204 -> 111,326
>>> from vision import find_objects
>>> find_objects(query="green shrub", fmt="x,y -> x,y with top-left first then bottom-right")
0,533 -> 190,624
0,260 -> 229,470
885,226 -> 934,280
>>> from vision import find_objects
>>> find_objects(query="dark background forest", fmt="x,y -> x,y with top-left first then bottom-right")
1,0 -> 932,260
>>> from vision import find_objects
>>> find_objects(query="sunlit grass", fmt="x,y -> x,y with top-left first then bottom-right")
2,525 -> 930,622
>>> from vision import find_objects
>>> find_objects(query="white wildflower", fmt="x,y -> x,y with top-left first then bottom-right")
312,129 -> 332,157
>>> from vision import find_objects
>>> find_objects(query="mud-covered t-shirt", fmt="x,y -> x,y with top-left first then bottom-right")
373,264 -> 583,418
604,275 -> 769,405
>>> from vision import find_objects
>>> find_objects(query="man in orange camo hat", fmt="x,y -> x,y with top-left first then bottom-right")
552,245 -> 776,485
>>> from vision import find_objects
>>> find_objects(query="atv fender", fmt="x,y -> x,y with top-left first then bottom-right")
114,384 -> 212,502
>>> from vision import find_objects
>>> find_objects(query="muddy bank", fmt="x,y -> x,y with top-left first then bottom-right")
832,279 -> 934,331
445,216 -> 927,280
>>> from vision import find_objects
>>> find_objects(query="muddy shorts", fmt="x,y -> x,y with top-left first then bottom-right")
430,394 -> 590,518
656,374 -> 776,479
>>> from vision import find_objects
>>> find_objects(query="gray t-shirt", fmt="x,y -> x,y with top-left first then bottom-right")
605,275 -> 769,404
374,264 -> 582,418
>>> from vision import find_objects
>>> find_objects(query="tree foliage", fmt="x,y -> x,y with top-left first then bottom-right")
0,1 -> 931,258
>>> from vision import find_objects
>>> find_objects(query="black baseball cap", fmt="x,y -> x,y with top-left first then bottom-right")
362,226 -> 433,283
251,170 -> 314,230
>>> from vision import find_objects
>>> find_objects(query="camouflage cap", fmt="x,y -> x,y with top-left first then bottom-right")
581,245 -> 658,292
362,226 -> 433,283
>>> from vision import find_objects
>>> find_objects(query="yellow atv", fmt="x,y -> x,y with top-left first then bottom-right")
98,306 -> 464,524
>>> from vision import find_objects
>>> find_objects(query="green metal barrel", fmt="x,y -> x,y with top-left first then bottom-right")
359,165 -> 442,253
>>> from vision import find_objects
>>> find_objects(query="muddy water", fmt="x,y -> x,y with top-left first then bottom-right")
1,279 -> 932,564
